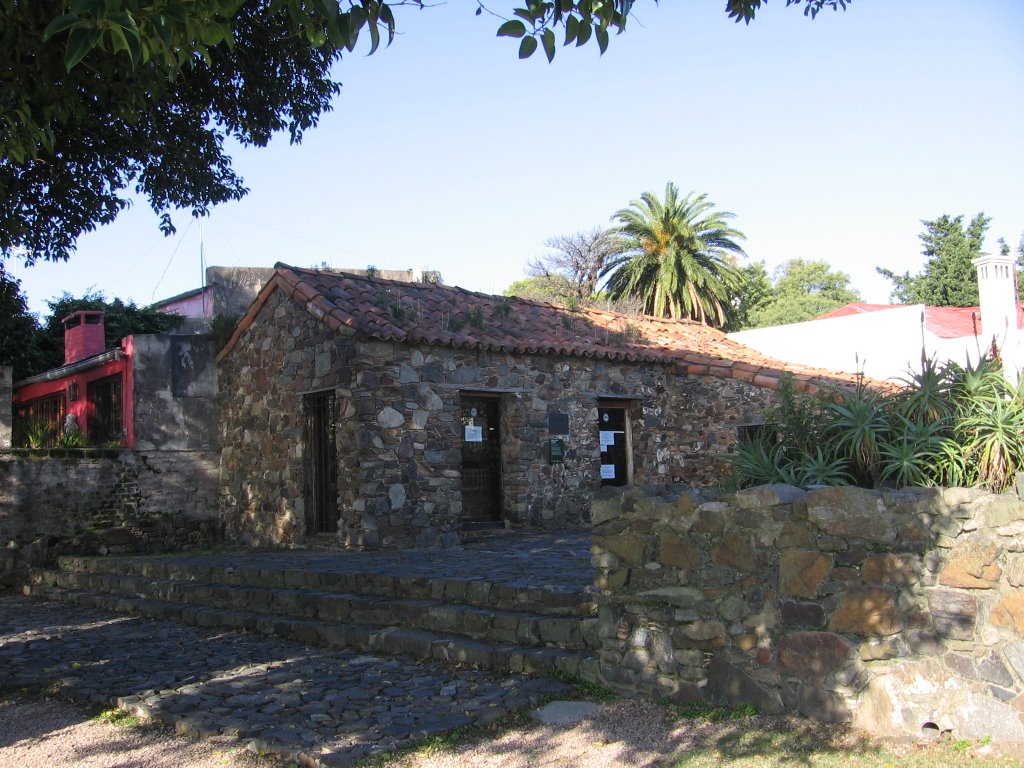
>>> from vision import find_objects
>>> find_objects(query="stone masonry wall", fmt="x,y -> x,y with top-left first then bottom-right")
0,449 -> 221,586
592,483 -> 1024,742
218,289 -> 355,546
218,288 -> 773,549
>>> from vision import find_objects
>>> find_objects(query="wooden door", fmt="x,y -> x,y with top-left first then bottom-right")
303,390 -> 338,534
460,395 -> 502,524
598,404 -> 630,487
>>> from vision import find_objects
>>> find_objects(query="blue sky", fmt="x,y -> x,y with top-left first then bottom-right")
12,0 -> 1024,318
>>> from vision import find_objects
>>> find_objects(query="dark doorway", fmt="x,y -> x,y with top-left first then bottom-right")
598,403 -> 631,487
303,390 -> 338,535
87,375 -> 123,445
460,395 -> 503,525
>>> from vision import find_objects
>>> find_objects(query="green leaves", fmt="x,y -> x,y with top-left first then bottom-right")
497,20 -> 527,37
65,27 -> 101,70
495,1 -> 633,61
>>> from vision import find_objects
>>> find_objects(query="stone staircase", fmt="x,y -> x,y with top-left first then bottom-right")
23,552 -> 599,679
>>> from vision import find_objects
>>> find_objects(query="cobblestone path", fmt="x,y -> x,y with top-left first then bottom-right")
0,595 -> 572,766
104,531 -> 595,593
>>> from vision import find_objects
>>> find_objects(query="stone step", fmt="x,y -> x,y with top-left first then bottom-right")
22,584 -> 597,679
54,555 -> 595,617
30,568 -> 597,651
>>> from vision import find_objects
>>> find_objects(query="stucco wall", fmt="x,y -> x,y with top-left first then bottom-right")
592,484 -> 1024,742
218,288 -> 773,549
728,305 -> 993,382
132,334 -> 219,451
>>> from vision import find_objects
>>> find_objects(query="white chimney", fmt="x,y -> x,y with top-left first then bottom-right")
973,252 -> 1020,382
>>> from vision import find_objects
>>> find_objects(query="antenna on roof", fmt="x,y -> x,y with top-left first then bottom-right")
200,219 -> 207,318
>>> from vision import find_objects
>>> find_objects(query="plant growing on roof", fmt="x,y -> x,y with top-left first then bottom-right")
601,183 -> 746,327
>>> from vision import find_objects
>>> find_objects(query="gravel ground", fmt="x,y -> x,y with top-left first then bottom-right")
5,692 -> 1024,768
0,693 -> 268,768
0,694 -> 687,768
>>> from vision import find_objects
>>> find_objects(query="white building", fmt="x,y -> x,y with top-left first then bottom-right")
729,252 -> 1023,384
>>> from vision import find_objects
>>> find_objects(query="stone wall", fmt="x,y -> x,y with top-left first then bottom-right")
0,366 -> 10,450
592,483 -> 1024,741
218,288 -> 773,549
0,449 -> 221,586
218,289 -> 356,546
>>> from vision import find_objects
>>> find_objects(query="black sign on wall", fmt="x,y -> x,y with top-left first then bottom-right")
548,412 -> 569,436
549,437 -> 565,464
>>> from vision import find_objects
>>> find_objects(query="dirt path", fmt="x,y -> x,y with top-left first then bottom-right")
4,692 -> 1022,768
0,693 -> 266,768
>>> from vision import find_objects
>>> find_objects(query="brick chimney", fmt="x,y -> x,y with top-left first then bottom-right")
63,311 -> 107,365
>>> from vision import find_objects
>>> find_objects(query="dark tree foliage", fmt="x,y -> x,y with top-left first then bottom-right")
29,292 -> 183,375
877,213 -> 990,307
2,0 -> 850,266
0,270 -> 45,381
2,0 -> 341,265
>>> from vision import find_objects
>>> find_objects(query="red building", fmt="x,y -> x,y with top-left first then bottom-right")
13,311 -> 136,448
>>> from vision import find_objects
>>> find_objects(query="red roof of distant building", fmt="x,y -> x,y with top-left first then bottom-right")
816,302 -> 1024,340
816,303 -> 902,320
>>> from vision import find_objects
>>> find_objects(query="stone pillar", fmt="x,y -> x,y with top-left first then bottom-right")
0,366 -> 11,449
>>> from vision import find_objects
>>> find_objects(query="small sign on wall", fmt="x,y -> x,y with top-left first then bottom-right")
600,464 -> 616,480
548,412 -> 570,436
599,431 -> 616,451
464,425 -> 483,442
549,437 -> 565,464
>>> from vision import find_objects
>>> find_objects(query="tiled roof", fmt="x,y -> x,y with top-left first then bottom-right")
817,302 -> 1024,340
816,303 -> 902,320
220,264 -> 876,393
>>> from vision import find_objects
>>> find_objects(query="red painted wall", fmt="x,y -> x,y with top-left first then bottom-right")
13,338 -> 135,448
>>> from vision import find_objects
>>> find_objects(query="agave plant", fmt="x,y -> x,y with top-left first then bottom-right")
948,357 -> 1008,412
827,385 -> 891,486
56,428 -> 88,448
894,356 -> 955,424
729,436 -> 796,486
793,446 -> 853,487
24,419 -> 53,449
958,395 -> 1024,492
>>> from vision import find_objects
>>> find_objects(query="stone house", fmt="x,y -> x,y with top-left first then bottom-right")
217,264 -> 859,550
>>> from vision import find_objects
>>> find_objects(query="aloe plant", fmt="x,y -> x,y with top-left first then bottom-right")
730,436 -> 786,487
795,446 -> 854,487
827,385 -> 891,486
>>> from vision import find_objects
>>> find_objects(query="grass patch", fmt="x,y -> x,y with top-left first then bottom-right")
93,707 -> 142,727
551,670 -> 617,703
668,700 -> 757,723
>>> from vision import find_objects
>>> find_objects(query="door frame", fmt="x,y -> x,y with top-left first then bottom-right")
302,389 -> 338,535
597,399 -> 633,487
458,392 -> 504,525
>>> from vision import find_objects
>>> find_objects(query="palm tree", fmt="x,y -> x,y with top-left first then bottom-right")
601,183 -> 746,325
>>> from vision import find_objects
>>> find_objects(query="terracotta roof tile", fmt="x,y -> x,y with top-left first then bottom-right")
219,264 -> 881,393
817,302 -> 1024,340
